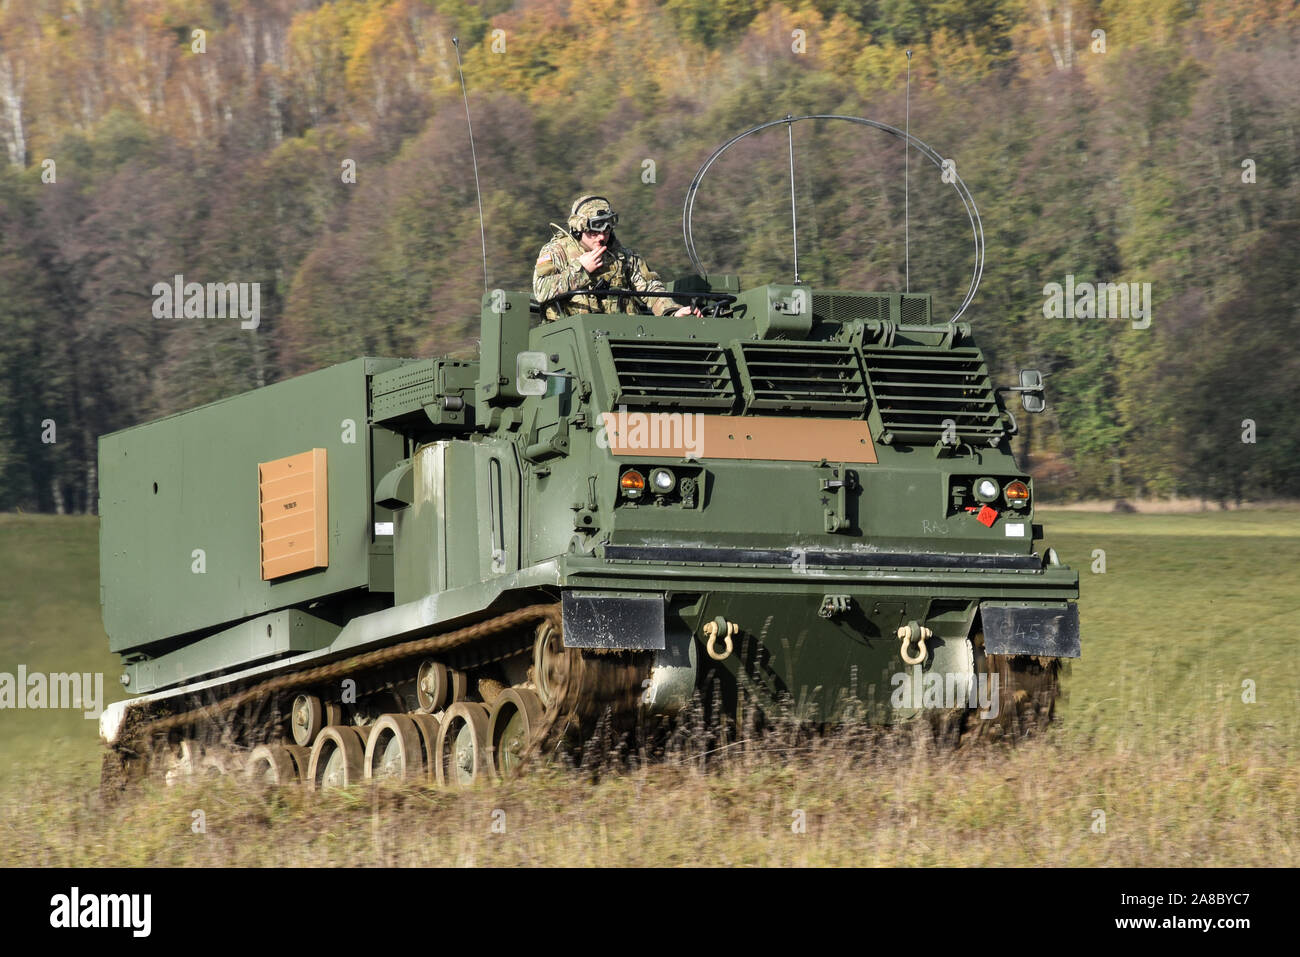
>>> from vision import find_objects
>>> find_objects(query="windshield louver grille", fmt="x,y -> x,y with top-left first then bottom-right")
863,347 -> 1004,443
899,294 -> 932,325
812,292 -> 890,324
734,341 -> 868,415
811,292 -> 934,325
604,338 -> 738,410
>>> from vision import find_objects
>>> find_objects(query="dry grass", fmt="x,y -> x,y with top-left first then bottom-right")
2,510 -> 1297,867
3,711 -> 1295,867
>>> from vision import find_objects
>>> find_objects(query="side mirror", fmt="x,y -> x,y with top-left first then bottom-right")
1019,369 -> 1046,413
515,351 -> 549,396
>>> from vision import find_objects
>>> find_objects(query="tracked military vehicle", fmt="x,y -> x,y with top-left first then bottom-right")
97,116 -> 1080,790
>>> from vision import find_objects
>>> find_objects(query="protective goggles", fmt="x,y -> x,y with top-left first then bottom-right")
584,211 -> 618,232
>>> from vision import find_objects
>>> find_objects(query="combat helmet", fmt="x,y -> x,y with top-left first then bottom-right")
567,195 -> 619,237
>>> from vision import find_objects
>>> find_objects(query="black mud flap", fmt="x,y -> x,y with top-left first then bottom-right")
980,602 -> 1081,658
561,590 -> 665,650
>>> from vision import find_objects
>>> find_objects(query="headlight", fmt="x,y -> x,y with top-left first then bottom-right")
974,477 -> 1000,503
649,467 -> 676,494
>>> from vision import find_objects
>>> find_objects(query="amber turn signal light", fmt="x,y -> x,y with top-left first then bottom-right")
1004,480 -> 1030,507
620,469 -> 646,493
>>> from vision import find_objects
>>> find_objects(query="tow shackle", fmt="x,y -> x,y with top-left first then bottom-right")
702,617 -> 739,661
897,620 -> 932,666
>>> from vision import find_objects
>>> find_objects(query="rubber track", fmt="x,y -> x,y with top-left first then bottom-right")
126,604 -> 562,743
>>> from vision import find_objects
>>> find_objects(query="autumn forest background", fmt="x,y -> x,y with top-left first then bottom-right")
0,0 -> 1297,513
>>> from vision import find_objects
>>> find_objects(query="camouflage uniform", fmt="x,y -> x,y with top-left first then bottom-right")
533,196 -> 677,321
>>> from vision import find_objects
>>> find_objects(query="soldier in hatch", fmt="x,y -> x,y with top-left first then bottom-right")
533,195 -> 702,321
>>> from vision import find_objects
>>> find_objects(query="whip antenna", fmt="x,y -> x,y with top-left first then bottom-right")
785,115 -> 800,284
452,36 -> 488,291
904,51 -> 915,291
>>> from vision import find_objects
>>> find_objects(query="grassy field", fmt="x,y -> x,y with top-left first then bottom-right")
0,515 -> 124,770
1,509 -> 1297,866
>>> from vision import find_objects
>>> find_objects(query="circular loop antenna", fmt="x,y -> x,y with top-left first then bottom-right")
682,113 -> 984,324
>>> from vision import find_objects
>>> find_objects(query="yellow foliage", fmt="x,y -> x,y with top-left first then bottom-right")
928,27 -> 994,87
817,13 -> 867,77
285,0 -> 372,121
851,42 -> 907,97
473,0 -> 716,106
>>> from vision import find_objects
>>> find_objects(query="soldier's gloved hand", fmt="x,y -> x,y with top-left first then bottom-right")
579,243 -> 606,273
670,305 -> 703,317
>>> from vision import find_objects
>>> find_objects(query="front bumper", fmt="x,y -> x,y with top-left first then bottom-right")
559,547 -> 1079,600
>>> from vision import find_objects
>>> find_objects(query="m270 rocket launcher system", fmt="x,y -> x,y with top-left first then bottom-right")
96,117 -> 1079,790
